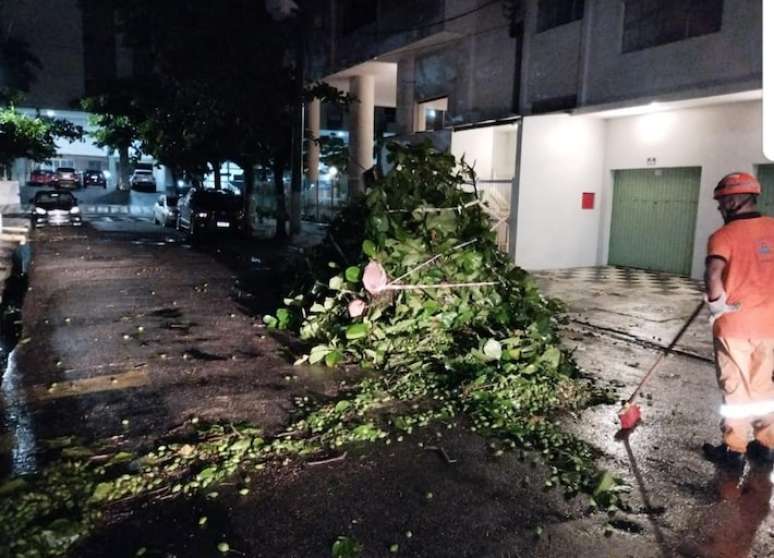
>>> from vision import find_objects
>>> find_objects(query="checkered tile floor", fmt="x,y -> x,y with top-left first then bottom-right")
531,266 -> 702,297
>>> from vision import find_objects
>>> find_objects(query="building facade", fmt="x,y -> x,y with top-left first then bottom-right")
309,0 -> 765,278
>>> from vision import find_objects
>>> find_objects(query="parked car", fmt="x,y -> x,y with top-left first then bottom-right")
153,194 -> 179,227
177,188 -> 243,240
53,167 -> 81,189
82,169 -> 107,188
30,190 -> 82,228
28,169 -> 56,186
130,169 -> 157,192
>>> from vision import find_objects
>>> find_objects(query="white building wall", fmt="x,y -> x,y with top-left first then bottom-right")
601,100 -> 765,279
514,114 -> 606,270
450,127 -> 494,179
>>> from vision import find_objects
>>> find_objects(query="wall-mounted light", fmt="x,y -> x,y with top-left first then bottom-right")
636,111 -> 675,144
45,110 -> 55,117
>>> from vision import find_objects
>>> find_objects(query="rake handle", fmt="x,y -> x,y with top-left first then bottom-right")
626,300 -> 705,405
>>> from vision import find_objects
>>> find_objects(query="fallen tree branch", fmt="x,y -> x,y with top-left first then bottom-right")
306,452 -> 348,466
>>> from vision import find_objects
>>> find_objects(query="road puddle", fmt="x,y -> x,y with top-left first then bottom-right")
1,348 -> 37,475
28,368 -> 150,402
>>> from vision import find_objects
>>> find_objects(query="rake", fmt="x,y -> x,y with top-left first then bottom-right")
618,300 -> 705,431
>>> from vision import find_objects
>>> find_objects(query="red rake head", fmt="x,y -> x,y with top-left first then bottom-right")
618,403 -> 642,430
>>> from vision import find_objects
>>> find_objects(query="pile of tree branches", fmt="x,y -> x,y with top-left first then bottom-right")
266,142 -> 622,506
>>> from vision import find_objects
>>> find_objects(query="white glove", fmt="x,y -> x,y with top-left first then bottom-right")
704,291 -> 741,324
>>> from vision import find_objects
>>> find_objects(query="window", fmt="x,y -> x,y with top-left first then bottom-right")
622,0 -> 723,53
415,97 -> 448,133
537,0 -> 584,33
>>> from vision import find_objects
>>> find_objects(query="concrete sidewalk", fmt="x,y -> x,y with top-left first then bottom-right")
534,266 -> 773,558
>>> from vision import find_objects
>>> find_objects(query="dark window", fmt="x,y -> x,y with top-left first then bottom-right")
622,0 -> 723,53
424,108 -> 446,131
339,0 -> 377,34
537,0 -> 584,33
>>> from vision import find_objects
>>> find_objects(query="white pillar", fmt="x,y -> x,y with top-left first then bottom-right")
348,74 -> 375,195
307,98 -> 321,184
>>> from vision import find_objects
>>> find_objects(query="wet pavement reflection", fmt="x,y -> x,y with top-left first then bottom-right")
677,461 -> 773,558
1,348 -> 37,475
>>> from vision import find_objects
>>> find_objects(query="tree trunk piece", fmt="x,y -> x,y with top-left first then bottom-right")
119,145 -> 130,190
213,161 -> 222,190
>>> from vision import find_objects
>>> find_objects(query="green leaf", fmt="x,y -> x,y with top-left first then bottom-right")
329,276 -> 344,291
345,323 -> 368,340
345,266 -> 361,283
276,308 -> 291,328
108,451 -> 134,465
309,345 -> 331,365
325,350 -> 344,367
592,471 -> 616,498
540,347 -> 561,369
334,400 -> 352,413
351,423 -> 380,441
91,482 -> 114,502
332,535 -> 363,558
197,467 -> 217,482
362,240 -> 376,257
262,314 -> 278,328
483,339 -> 502,361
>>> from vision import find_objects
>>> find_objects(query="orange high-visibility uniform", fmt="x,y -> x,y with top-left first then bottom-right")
707,213 -> 774,452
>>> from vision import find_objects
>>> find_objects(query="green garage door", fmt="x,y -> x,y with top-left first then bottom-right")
608,167 -> 701,276
756,165 -> 774,216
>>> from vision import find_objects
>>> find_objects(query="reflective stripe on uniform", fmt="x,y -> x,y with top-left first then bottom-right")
720,400 -> 774,420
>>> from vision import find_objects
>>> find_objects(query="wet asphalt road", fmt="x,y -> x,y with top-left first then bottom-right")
2,220 -> 774,557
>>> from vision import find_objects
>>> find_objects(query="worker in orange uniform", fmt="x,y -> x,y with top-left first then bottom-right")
703,172 -> 774,465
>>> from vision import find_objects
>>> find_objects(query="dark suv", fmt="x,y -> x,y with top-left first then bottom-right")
54,167 -> 81,189
177,188 -> 243,240
82,170 -> 107,188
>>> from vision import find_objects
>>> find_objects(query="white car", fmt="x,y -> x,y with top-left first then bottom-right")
153,194 -> 179,227
130,169 -> 157,192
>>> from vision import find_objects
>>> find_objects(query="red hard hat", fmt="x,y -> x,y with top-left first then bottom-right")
714,172 -> 761,199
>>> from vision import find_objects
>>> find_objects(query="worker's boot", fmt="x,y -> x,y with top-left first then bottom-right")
746,440 -> 774,463
702,443 -> 745,467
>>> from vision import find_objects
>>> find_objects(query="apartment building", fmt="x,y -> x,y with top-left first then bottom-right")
308,0 -> 765,278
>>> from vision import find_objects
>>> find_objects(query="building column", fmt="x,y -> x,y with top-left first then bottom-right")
348,74 -> 375,195
396,56 -> 416,135
306,98 -> 321,184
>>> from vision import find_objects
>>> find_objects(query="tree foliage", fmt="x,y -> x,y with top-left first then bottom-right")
0,36 -> 42,103
81,0 -> 352,235
266,143 -> 622,504
0,107 -> 83,174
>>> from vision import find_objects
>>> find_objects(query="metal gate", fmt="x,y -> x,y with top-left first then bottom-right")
755,164 -> 774,216
608,167 -> 701,276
